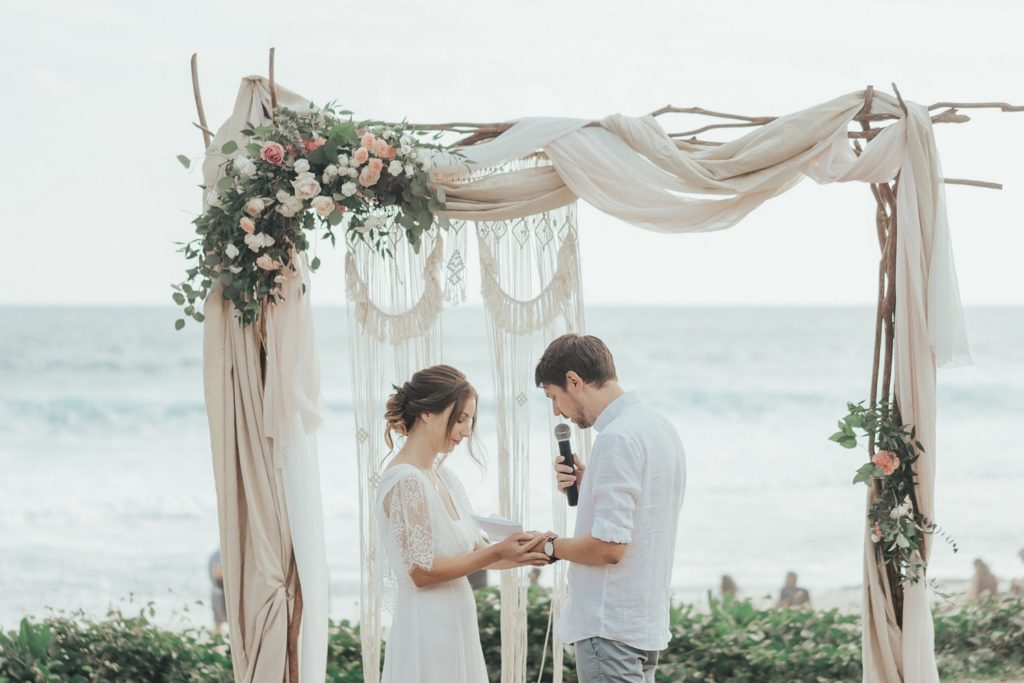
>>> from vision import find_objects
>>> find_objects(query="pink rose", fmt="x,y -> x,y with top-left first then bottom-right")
373,139 -> 395,159
360,132 -> 376,149
239,217 -> 256,234
255,254 -> 281,271
302,137 -> 326,153
358,166 -> 381,187
260,141 -> 285,165
353,147 -> 369,165
871,449 -> 900,476
368,157 -> 384,173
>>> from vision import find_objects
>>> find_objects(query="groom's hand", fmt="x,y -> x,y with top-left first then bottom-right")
554,453 -> 585,493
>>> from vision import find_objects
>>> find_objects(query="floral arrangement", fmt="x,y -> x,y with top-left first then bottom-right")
830,400 -> 956,585
174,104 -> 449,328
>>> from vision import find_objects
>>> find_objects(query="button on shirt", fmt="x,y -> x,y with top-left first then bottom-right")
556,391 -> 686,651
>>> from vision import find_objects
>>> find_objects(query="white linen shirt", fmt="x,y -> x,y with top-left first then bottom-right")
556,391 -> 686,651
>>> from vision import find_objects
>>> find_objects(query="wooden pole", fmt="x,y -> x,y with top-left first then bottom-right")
190,53 -> 212,149
269,47 -> 278,114
286,553 -> 303,683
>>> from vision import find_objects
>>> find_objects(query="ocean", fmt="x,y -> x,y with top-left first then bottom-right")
1,305 -> 1022,631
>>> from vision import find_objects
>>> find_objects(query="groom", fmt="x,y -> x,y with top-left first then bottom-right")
534,334 -> 686,683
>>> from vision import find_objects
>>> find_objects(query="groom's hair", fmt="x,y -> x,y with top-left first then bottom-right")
534,334 -> 617,389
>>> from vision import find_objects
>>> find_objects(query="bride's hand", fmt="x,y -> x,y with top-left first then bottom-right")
496,533 -> 549,566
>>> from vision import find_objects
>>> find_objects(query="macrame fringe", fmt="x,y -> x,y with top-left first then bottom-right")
346,237 -> 445,344
479,232 -> 579,335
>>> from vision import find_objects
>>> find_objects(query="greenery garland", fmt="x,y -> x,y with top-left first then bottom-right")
174,104 -> 451,328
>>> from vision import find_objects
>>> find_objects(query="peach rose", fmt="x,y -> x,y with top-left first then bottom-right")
871,449 -> 900,476
368,157 -> 384,173
302,137 -> 326,153
360,132 -> 376,149
260,141 -> 285,165
358,166 -> 381,187
353,147 -> 369,165
239,217 -> 256,234
373,139 -> 395,159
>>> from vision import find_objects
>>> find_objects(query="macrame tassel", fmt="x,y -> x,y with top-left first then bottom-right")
476,201 -> 586,683
346,236 -> 445,344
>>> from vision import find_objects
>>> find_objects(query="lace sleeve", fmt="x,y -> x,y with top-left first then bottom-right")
383,474 -> 434,572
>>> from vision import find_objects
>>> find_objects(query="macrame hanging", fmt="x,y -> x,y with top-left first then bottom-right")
346,221 -> 451,683
471,199 -> 590,683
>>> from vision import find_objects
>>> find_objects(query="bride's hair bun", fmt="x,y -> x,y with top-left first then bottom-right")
382,366 -> 478,455
384,383 -> 413,440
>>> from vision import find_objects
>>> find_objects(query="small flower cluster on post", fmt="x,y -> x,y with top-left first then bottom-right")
830,400 -> 955,585
174,104 -> 449,328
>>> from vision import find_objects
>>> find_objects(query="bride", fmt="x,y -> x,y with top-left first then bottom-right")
376,365 -> 548,683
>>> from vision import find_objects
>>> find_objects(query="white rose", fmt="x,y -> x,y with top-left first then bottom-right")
276,189 -> 291,203
322,164 -> 339,182
294,159 -> 310,174
225,243 -> 240,259
388,160 -> 403,176
337,154 -> 350,167
276,195 -> 305,218
244,197 -> 267,217
234,155 -> 257,178
400,143 -> 412,155
244,232 -> 262,252
341,181 -> 358,197
292,174 -> 322,200
206,190 -> 221,207
404,163 -> 415,177
311,196 -> 335,218
382,128 -> 393,140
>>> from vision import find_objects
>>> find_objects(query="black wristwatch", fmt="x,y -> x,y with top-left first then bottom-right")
543,535 -> 560,564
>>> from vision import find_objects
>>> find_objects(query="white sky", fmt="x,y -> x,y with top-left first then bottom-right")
2,0 -> 1021,306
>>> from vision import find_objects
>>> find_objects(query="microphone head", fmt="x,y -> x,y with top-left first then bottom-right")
554,423 -> 572,441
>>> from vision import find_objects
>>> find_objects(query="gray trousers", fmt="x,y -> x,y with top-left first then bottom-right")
573,637 -> 660,683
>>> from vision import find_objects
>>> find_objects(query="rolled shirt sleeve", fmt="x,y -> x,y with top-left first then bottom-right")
588,434 -> 643,544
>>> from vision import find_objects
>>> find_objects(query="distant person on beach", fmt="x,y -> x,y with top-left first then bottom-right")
209,549 -> 226,634
777,571 -> 810,608
967,558 -> 999,600
720,575 -> 739,599
1012,548 -> 1024,596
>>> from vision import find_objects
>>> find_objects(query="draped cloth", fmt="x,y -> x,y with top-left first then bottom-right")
202,76 -> 329,683
429,91 -> 968,682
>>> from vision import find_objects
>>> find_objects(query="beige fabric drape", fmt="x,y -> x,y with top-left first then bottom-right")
202,77 -> 312,682
204,284 -> 294,682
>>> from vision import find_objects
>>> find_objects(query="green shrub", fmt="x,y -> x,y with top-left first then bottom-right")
0,605 -> 231,683
2,593 -> 1021,682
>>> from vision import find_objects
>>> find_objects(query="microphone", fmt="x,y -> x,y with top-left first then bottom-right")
554,423 -> 579,507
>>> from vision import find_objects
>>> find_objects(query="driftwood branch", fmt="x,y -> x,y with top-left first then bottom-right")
190,54 -> 211,149
269,47 -> 278,113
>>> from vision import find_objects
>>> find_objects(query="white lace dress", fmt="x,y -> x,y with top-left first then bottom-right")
376,463 -> 489,683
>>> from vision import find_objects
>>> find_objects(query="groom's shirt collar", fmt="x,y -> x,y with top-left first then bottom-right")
593,391 -> 639,433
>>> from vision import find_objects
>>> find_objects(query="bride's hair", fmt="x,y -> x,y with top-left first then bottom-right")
384,364 -> 482,467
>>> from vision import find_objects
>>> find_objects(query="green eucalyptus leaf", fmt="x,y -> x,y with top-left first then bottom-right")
175,319 -> 186,331
176,154 -> 191,169
221,140 -> 238,155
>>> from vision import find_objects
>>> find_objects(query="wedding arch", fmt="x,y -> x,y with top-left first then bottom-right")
184,50 -> 1022,683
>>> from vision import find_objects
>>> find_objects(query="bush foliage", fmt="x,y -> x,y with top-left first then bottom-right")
3,593 -> 1021,682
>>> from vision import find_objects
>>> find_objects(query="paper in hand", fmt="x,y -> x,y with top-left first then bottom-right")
471,513 -> 523,543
